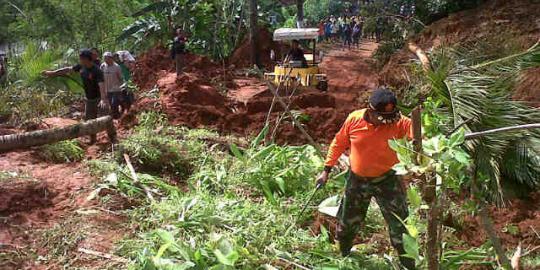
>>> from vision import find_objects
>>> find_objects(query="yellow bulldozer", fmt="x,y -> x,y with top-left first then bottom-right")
264,28 -> 328,91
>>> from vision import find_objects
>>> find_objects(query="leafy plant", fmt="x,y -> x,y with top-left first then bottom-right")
87,158 -> 180,200
37,140 -> 84,163
118,0 -> 246,59
228,126 -> 323,203
416,44 -> 540,202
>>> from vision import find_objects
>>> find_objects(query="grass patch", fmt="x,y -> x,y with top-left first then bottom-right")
116,112 -> 207,179
100,122 -> 394,269
37,140 -> 84,163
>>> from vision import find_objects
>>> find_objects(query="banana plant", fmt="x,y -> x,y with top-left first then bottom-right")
118,0 -> 244,59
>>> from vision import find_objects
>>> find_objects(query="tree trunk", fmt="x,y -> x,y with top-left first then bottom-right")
412,107 -> 440,270
249,0 -> 260,67
296,0 -> 304,28
0,116 -> 116,152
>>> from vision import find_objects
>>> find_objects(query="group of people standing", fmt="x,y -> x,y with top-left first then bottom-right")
318,15 -> 365,50
42,48 -> 135,143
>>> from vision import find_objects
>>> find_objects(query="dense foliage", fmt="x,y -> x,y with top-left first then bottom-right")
406,43 -> 540,202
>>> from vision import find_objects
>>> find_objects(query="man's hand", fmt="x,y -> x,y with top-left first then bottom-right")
316,171 -> 330,187
99,99 -> 110,110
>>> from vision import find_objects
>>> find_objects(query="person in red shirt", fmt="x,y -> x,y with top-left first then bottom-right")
318,20 -> 325,42
317,88 -> 415,270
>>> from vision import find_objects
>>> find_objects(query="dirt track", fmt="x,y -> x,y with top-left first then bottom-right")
319,42 -> 379,106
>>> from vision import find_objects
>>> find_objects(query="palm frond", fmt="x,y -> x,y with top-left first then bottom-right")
421,44 -> 540,203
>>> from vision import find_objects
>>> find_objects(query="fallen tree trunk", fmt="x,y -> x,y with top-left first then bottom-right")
0,116 -> 116,152
408,42 -> 432,72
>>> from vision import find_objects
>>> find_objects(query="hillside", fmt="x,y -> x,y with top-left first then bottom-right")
380,0 -> 540,106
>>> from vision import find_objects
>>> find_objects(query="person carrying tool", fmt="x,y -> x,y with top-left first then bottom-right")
317,88 -> 415,270
42,49 -> 109,144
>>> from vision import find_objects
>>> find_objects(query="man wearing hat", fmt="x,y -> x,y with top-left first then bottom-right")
317,88 -> 415,270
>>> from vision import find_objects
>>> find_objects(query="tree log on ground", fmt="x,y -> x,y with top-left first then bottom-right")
0,116 -> 116,152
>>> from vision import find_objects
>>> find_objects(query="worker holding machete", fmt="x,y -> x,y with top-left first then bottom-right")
317,88 -> 416,270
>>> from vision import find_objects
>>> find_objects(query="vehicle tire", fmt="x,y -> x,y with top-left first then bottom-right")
317,80 -> 328,92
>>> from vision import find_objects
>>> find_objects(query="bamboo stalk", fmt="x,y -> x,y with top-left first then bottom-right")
408,43 -> 431,72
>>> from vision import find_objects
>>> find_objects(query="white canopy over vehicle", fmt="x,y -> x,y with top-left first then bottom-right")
273,28 -> 319,41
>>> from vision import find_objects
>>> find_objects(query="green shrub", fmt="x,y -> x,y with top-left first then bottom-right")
37,140 -> 84,163
119,193 -> 390,270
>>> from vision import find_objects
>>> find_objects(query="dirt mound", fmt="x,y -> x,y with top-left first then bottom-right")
130,41 -> 381,144
457,192 -> 540,249
132,45 -> 221,91
228,28 -> 283,69
154,72 -> 228,128
0,153 -> 96,246
150,69 -> 347,143
379,0 -> 540,104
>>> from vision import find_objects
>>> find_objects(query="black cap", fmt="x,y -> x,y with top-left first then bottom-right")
79,49 -> 93,60
369,88 -> 397,112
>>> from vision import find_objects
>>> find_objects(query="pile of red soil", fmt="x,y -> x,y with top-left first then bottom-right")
514,67 -> 540,107
148,69 -> 348,143
132,45 -> 222,91
457,192 -> 540,249
228,28 -> 285,69
131,38 -> 374,144
379,0 -> 540,106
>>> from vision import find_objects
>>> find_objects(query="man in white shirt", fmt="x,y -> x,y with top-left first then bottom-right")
100,52 -> 124,119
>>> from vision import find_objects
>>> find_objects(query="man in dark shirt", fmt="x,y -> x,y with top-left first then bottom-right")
42,49 -> 108,144
171,29 -> 187,76
285,40 -> 308,68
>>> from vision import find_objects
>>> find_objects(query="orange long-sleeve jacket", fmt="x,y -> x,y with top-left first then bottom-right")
324,109 -> 412,178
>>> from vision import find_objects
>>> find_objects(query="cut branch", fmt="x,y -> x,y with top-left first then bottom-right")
264,80 -> 323,157
464,123 -> 540,140
408,43 -> 431,72
123,154 -> 155,201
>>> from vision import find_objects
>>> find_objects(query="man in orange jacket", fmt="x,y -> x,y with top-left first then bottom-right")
317,88 -> 415,270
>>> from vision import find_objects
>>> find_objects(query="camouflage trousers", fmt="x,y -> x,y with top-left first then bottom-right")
337,170 -> 415,270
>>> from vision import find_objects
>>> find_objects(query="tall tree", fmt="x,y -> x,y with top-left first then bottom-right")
249,0 -> 260,67
296,0 -> 304,28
